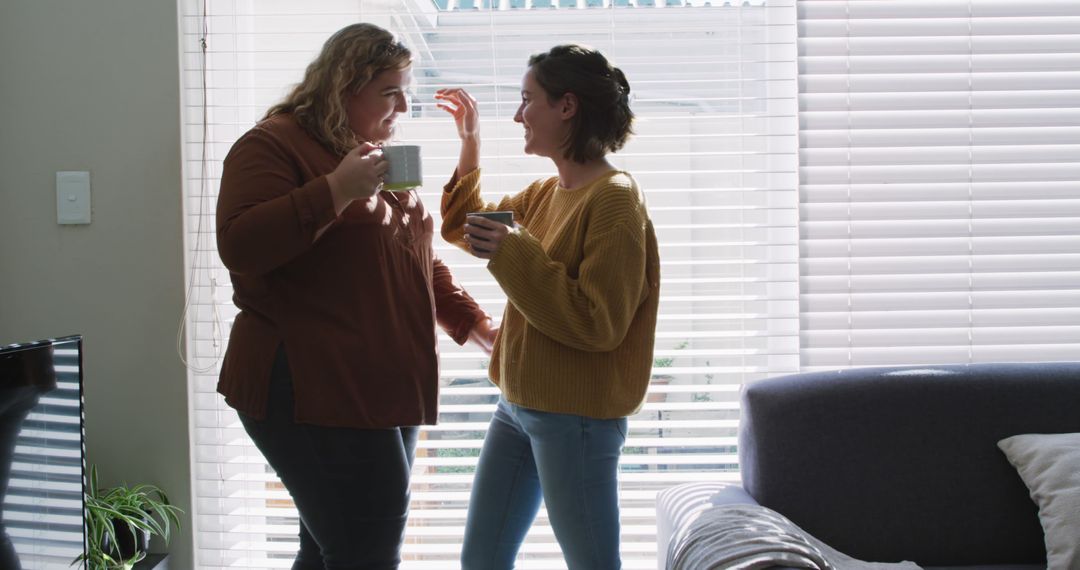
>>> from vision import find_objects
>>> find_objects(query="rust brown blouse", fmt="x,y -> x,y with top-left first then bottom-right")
216,114 -> 486,428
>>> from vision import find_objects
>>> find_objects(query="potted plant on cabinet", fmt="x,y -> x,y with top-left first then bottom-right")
73,465 -> 183,570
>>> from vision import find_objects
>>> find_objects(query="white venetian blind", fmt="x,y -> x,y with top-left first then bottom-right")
178,0 -> 798,568
798,0 -> 1080,370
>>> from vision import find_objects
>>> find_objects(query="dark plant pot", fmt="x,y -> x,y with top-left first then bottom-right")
102,518 -> 149,561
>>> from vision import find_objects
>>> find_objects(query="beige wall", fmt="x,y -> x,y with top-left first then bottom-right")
0,1 -> 193,568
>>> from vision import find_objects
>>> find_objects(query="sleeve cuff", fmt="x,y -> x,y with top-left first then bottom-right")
294,175 -> 337,230
449,312 -> 487,346
487,228 -> 535,281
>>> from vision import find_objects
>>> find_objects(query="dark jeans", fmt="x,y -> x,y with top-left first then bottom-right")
238,348 -> 418,570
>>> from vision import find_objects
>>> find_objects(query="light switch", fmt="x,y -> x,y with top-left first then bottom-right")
57,171 -> 91,225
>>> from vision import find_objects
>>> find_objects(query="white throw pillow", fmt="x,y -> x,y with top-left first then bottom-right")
997,432 -> 1080,570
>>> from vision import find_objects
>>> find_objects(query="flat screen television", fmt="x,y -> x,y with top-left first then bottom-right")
0,335 -> 86,569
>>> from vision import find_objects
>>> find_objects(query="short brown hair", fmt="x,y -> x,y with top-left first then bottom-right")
264,23 -> 412,155
528,45 -> 634,163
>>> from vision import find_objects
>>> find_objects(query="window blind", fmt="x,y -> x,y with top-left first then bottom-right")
798,0 -> 1080,370
178,0 -> 799,568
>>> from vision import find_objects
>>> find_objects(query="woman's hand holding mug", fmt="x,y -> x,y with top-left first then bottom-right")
327,142 -> 389,214
465,214 -> 514,260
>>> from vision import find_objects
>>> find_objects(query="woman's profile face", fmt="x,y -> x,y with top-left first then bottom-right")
514,68 -> 569,159
346,66 -> 412,144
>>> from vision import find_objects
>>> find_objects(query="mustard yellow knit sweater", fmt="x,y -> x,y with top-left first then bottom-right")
441,168 -> 660,418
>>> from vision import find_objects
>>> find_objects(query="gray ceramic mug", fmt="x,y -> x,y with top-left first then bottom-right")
466,211 -> 514,253
381,145 -> 423,191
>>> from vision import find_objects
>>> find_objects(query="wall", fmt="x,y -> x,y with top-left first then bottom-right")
0,1 -> 193,568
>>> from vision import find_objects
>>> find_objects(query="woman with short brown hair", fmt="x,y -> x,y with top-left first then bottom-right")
437,44 -> 659,569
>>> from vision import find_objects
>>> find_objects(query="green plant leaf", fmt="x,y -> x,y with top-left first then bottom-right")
73,464 -> 185,568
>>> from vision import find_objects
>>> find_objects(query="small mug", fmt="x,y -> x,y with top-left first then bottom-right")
380,145 -> 423,191
467,211 -> 514,253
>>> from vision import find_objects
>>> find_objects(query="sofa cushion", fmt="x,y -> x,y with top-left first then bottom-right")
738,362 -> 1080,566
997,432 -> 1080,570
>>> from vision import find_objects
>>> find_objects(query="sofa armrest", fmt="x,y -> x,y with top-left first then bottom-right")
655,482 -> 759,570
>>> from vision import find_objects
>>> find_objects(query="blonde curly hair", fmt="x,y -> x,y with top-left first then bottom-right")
265,23 -> 412,155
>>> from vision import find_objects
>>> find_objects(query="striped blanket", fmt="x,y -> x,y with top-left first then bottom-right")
667,503 -> 923,570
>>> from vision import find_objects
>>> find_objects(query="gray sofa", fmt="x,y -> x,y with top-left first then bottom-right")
656,362 -> 1080,569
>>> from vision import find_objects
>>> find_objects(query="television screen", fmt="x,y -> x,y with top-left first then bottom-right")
0,335 -> 86,569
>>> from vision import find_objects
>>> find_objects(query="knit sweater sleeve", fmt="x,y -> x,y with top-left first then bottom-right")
440,168 -> 535,251
487,184 -> 649,352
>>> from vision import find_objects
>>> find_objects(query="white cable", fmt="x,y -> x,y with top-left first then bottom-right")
177,0 -> 224,374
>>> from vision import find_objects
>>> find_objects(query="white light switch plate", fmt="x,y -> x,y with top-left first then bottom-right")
57,171 -> 91,225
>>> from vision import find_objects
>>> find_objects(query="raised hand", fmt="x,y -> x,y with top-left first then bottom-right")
435,88 -> 480,141
435,88 -> 481,175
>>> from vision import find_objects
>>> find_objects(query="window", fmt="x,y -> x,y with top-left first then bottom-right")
798,0 -> 1080,369
179,0 -> 798,568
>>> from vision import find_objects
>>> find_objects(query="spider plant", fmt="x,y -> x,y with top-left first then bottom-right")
72,465 -> 183,570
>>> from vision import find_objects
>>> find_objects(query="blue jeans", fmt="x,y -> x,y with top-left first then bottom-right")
238,347 -> 418,570
461,397 -> 628,570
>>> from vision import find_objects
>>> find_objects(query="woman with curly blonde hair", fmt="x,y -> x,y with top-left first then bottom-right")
216,23 -> 496,569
